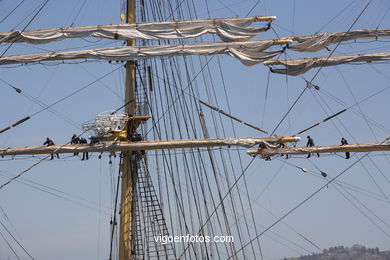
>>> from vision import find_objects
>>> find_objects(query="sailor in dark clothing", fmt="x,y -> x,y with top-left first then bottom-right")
71,134 -> 80,156
126,115 -> 134,140
280,143 -> 288,159
43,137 -> 59,160
134,133 -> 142,142
79,137 -> 87,144
129,132 -> 137,142
89,136 -> 99,145
306,136 -> 319,158
136,133 -> 145,155
257,142 -> 271,160
71,134 -> 79,144
79,137 -> 89,160
341,137 -> 350,159
130,132 -> 145,156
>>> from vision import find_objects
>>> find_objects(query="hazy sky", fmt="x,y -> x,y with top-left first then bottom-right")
0,0 -> 390,259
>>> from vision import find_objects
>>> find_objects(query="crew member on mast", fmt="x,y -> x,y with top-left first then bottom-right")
280,143 -> 288,159
43,137 -> 59,160
89,136 -> 99,145
341,137 -> 350,159
70,134 -> 80,156
130,132 -> 145,156
79,137 -> 89,160
306,136 -> 319,158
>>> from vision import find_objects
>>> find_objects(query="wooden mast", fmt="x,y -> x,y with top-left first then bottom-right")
119,0 -> 137,259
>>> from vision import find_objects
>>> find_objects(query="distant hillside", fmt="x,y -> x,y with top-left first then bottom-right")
284,245 -> 390,260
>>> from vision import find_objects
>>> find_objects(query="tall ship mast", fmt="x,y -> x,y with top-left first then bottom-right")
0,0 -> 390,259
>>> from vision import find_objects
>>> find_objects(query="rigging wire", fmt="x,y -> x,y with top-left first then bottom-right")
0,66 -> 121,134
149,147 -> 316,257
0,0 -> 26,25
0,0 -> 384,256
0,205 -> 21,241
216,0 -> 239,17
178,157 -> 256,259
152,47 -> 213,255
261,70 -> 271,128
245,0 -> 262,17
315,0 -> 356,34
0,78 -> 81,130
169,57 -> 209,258
108,156 -> 122,260
305,71 -> 390,202
306,88 -> 390,207
0,0 -> 49,58
69,0 -> 87,27
193,50 -> 244,257
79,65 -> 123,101
292,0 -> 296,34
138,3 -> 209,257
201,83 -> 248,258
145,56 -> 217,136
336,66 -> 390,181
318,83 -> 390,134
286,159 -> 389,203
145,0 -> 310,256
226,137 -> 389,260
0,220 -> 35,260
297,159 -> 390,235
270,0 -> 374,136
215,44 -> 265,259
144,33 -> 322,260
239,181 -> 324,254
0,129 -> 90,190
0,228 -> 21,260
376,2 -> 390,29
0,171 -> 112,214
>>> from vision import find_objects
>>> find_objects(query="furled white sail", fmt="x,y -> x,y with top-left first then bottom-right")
264,52 -> 390,76
0,39 -> 290,66
0,16 -> 276,44
287,29 -> 390,52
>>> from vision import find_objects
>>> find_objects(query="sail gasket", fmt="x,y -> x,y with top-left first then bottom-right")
0,16 -> 276,44
264,52 -> 390,76
0,39 -> 291,66
286,29 -> 390,52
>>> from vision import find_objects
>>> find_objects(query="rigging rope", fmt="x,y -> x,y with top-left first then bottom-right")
178,157 -> 256,259
108,156 -> 122,260
376,3 -> 390,29
270,0 -> 374,136
0,171 -> 112,215
246,0 -> 262,17
226,136 -> 390,259
0,78 -> 81,130
0,228 -> 21,260
0,0 -> 26,25
0,220 -> 35,260
0,66 -> 121,134
0,0 -> 49,58
304,158 -> 390,235
0,130 -> 89,190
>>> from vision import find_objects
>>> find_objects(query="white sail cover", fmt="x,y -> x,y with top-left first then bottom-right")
266,52 -> 390,76
0,16 -> 276,44
0,40 -> 287,66
288,29 -> 390,52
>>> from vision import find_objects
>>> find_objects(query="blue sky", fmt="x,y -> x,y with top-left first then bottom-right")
0,0 -> 390,259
